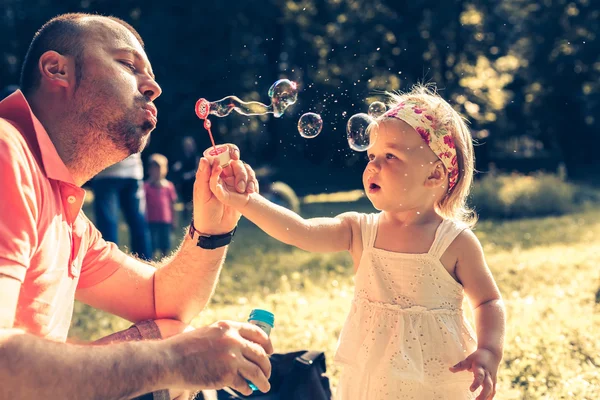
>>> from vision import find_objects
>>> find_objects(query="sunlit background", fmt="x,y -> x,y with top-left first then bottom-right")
2,1 -> 599,398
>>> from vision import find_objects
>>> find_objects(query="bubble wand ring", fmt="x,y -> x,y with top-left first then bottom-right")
195,98 -> 217,150
195,98 -> 231,166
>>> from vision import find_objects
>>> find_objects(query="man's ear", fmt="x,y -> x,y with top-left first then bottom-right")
38,51 -> 73,89
425,160 -> 447,188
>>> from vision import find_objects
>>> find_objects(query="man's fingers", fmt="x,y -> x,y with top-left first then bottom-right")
229,374 -> 253,396
227,144 -> 241,161
239,360 -> 271,393
237,323 -> 274,355
241,341 -> 272,379
208,162 -> 225,201
470,366 -> 486,392
194,158 -> 212,203
475,373 -> 494,400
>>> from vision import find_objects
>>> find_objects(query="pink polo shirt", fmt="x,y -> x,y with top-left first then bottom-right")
0,91 -> 127,342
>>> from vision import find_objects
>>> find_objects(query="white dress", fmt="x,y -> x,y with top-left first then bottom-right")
334,213 -> 479,399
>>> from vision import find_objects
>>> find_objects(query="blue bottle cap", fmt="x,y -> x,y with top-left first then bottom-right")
248,309 -> 275,328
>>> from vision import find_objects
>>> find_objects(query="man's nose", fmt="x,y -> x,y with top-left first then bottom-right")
140,76 -> 162,101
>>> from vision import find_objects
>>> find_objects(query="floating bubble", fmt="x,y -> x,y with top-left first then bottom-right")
368,101 -> 387,118
269,79 -> 299,117
195,79 -> 298,120
202,96 -> 270,117
347,113 -> 375,152
297,113 -> 323,138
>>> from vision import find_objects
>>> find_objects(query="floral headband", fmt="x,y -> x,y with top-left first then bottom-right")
383,99 -> 458,191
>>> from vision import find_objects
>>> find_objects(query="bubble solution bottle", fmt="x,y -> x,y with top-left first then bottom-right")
247,309 -> 275,391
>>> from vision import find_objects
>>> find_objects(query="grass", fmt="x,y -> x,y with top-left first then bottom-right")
71,194 -> 600,399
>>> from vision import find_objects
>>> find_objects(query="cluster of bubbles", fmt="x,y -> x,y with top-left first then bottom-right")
196,80 -> 389,154
297,100 -> 387,149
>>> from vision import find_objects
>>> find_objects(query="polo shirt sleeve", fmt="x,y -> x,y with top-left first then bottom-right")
77,216 -> 127,289
0,125 -> 38,282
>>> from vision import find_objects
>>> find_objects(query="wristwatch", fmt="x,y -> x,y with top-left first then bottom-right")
188,219 -> 237,249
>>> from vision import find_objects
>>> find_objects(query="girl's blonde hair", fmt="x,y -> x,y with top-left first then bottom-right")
381,84 -> 477,227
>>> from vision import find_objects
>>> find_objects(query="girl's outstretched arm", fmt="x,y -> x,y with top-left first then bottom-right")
208,161 -> 358,253
449,230 -> 506,400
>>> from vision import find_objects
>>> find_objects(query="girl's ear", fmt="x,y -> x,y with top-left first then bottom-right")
425,160 -> 447,188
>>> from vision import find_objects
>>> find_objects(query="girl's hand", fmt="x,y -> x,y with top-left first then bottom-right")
208,159 -> 256,211
449,348 -> 500,400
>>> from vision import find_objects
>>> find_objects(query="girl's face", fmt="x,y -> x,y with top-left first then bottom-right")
362,119 -> 441,213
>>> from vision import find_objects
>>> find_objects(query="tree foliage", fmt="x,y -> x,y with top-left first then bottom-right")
1,0 -> 598,192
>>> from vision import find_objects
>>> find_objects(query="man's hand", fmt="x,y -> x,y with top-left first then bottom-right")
166,320 -> 273,395
449,348 -> 500,400
192,144 -> 258,235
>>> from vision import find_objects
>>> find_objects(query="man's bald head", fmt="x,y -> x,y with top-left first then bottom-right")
19,13 -> 144,96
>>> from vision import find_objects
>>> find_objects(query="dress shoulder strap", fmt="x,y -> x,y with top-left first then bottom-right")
428,219 -> 468,259
359,212 -> 381,249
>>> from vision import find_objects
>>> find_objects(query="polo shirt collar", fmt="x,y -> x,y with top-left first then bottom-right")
0,90 -> 77,185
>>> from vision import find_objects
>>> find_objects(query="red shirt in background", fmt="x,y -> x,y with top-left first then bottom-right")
144,180 -> 177,223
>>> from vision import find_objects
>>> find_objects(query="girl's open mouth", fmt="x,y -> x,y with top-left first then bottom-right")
368,183 -> 381,193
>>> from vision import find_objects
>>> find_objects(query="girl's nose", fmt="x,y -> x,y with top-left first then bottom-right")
367,159 -> 381,172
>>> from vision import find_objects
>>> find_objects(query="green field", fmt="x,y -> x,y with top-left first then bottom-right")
71,196 -> 600,399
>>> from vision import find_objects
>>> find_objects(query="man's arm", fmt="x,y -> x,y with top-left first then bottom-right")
0,275 -> 162,399
77,145 -> 255,324
0,326 -> 169,400
153,147 -> 253,322
0,315 -> 273,399
2,272 -> 272,399
2,267 -> 273,399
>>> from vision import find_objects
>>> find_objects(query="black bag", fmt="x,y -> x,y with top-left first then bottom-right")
195,350 -> 332,400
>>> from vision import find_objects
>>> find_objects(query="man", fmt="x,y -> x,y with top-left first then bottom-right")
0,13 -> 270,400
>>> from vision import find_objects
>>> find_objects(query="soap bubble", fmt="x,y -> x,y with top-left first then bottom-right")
347,113 -> 375,152
197,79 -> 299,120
269,79 -> 299,117
368,101 -> 386,118
297,113 -> 323,138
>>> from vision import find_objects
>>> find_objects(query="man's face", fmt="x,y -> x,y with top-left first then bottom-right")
70,18 -> 161,155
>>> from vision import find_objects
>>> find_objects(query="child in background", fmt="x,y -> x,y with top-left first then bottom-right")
145,153 -> 178,258
207,85 -> 505,400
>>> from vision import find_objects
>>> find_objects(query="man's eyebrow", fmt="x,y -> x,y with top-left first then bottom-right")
114,47 -> 155,80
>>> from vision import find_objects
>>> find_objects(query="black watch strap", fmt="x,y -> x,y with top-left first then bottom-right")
189,220 -> 236,249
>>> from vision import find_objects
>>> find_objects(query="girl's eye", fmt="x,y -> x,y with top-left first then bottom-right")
367,154 -> 375,161
386,153 -> 397,159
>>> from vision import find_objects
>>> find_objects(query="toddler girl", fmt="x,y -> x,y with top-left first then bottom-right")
208,85 -> 505,400
145,153 -> 177,258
